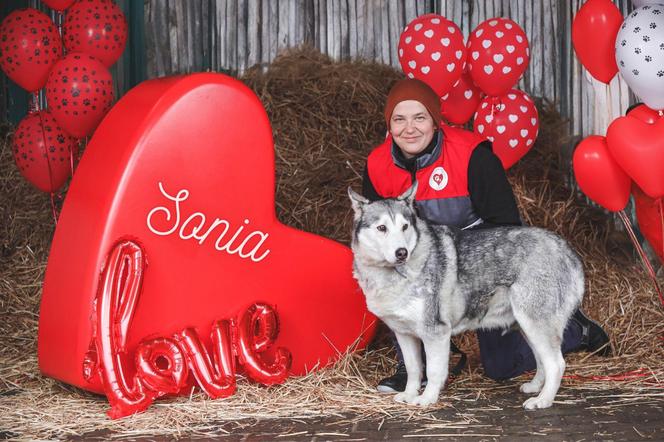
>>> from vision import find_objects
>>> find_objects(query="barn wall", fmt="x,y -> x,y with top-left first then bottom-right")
144,0 -> 636,140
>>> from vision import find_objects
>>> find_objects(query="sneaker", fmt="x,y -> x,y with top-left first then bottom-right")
572,309 -> 612,356
376,362 -> 427,393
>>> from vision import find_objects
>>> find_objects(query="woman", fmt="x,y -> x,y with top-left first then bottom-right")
362,78 -> 610,393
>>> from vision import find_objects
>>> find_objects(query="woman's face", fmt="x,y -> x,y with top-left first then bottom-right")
389,100 -> 436,158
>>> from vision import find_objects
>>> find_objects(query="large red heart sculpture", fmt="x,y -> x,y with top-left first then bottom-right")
38,73 -> 376,393
606,116 -> 664,199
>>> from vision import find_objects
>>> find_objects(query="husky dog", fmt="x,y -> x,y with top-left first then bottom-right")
348,184 -> 584,410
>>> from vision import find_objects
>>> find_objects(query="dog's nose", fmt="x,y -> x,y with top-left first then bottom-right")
395,248 -> 408,261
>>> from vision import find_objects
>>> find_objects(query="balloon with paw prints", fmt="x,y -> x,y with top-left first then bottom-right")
45,53 -> 114,139
0,8 -> 63,92
63,0 -> 128,68
12,110 -> 77,193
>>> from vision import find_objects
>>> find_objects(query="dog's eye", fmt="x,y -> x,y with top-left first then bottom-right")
402,224 -> 409,231
377,225 -> 387,232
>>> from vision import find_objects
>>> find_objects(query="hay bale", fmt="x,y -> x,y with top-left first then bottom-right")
0,47 -> 662,439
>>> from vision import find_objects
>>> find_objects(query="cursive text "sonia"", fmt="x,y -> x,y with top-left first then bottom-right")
146,182 -> 271,262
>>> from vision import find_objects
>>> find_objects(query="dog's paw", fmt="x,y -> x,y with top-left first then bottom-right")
394,391 -> 418,404
523,395 -> 554,410
520,380 -> 543,394
410,392 -> 439,407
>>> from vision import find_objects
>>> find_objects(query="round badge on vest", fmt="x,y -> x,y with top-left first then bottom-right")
429,166 -> 448,191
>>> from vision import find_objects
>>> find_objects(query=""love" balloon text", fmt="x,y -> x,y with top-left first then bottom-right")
82,240 -> 291,419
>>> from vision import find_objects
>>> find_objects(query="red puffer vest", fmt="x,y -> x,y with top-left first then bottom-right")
366,125 -> 485,229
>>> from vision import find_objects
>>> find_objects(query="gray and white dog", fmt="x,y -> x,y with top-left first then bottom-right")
348,184 -> 584,410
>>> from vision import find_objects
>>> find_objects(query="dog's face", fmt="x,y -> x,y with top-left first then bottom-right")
348,184 -> 419,267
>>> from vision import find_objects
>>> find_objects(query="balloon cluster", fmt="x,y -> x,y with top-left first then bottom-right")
0,0 -> 127,193
572,1 -> 664,264
398,15 -> 539,169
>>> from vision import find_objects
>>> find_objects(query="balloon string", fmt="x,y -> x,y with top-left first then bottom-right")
49,192 -> 59,225
37,109 -> 57,208
618,210 -> 664,308
659,198 -> 664,271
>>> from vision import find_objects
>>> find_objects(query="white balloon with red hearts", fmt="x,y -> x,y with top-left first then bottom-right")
398,13 -> 466,96
467,17 -> 530,97
473,89 -> 539,169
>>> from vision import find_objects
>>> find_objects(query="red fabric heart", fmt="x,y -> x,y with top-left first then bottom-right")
606,116 -> 664,199
38,73 -> 376,393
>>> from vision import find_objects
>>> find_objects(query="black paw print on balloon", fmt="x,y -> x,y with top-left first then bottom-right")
57,134 -> 65,143
643,35 -> 651,42
632,69 -> 640,75
653,9 -> 661,15
620,60 -> 625,67
650,23 -> 657,29
634,26 -> 641,33
658,70 -> 664,77
635,47 -> 642,54
71,88 -> 80,97
621,39 -> 627,46
646,55 -> 652,62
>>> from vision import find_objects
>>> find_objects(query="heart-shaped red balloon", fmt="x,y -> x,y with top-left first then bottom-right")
633,185 -> 664,265
572,135 -> 631,212
63,0 -> 128,68
37,73 -> 376,393
0,8 -> 63,92
627,104 -> 663,125
606,116 -> 664,199
12,110 -> 77,193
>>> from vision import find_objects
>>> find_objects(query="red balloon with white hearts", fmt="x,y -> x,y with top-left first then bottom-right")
473,89 -> 539,169
440,70 -> 484,125
467,18 -> 530,97
398,14 -> 466,96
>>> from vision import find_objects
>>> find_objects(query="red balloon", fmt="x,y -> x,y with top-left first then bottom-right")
12,110 -> 76,193
175,323 -> 237,399
633,185 -> 664,265
42,0 -> 76,11
473,89 -> 539,169
572,135 -> 631,212
627,104 -> 663,125
135,337 -> 189,395
440,71 -> 483,125
467,18 -> 529,97
606,116 -> 664,199
398,14 -> 466,96
45,52 -> 114,138
0,8 -> 63,92
63,0 -> 128,68
236,303 -> 291,385
571,0 -> 623,84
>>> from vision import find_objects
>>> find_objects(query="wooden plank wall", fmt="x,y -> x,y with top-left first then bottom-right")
144,0 -> 635,140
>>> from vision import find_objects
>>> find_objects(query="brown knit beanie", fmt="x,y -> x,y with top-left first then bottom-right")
384,78 -> 442,128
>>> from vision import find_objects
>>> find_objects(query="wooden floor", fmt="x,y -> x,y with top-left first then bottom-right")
61,387 -> 664,441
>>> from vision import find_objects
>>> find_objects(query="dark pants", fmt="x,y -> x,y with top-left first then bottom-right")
393,319 -> 583,381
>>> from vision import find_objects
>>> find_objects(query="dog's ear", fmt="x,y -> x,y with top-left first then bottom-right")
348,187 -> 369,215
397,182 -> 418,207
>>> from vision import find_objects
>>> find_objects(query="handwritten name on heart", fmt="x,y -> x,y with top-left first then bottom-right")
38,73 -> 375,395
